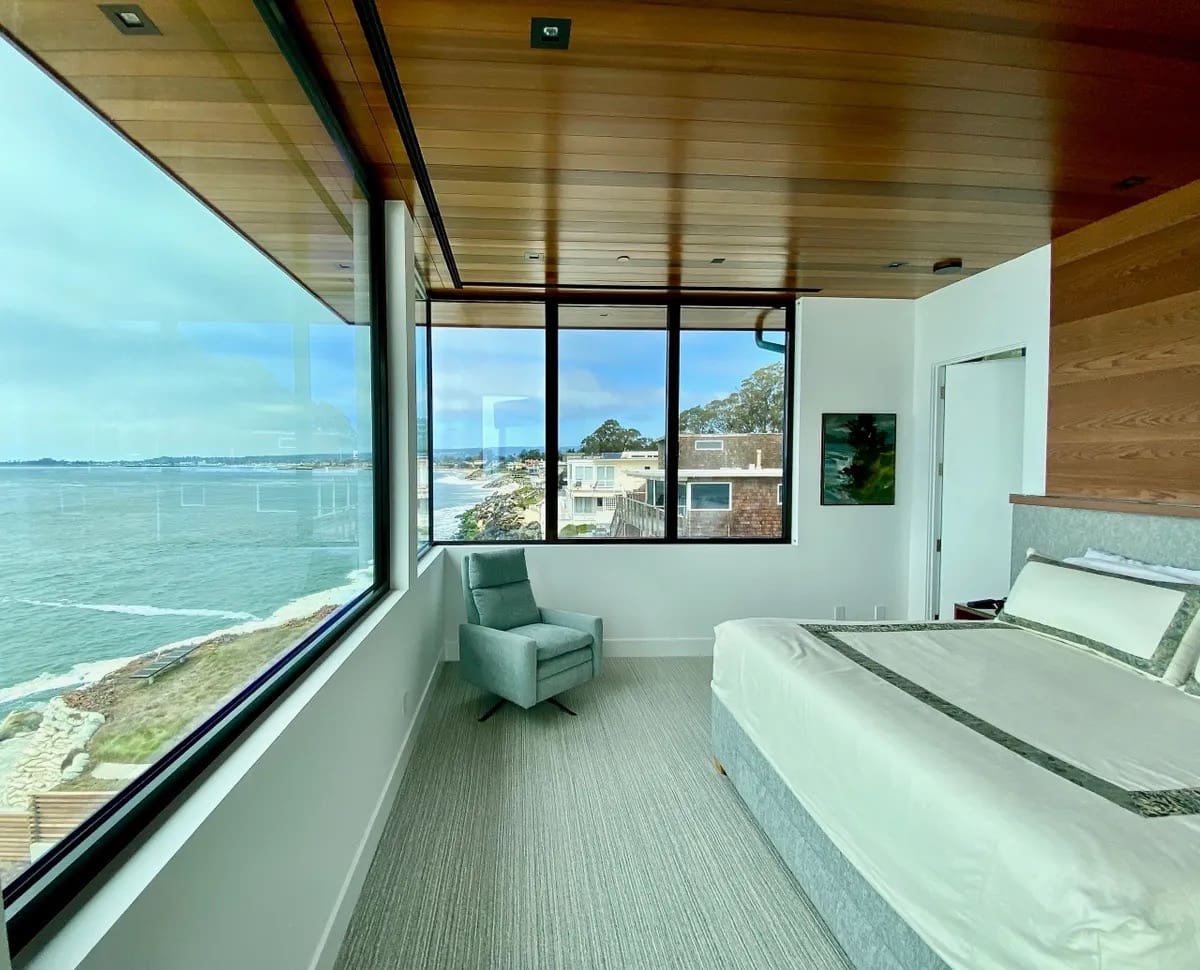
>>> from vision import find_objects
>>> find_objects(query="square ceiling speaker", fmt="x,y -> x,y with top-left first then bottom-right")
531,17 -> 572,49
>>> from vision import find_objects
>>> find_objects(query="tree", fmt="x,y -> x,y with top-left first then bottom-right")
679,361 -> 784,434
578,419 -> 654,455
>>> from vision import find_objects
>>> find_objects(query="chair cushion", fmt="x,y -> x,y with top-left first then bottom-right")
509,622 -> 594,661
472,581 -> 540,631
468,548 -> 529,589
537,646 -> 594,680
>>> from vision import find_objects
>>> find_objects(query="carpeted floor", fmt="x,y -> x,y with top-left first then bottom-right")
334,658 -> 853,970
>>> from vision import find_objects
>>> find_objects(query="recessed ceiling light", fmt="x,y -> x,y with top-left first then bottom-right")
530,17 -> 571,50
98,4 -> 160,35
1114,175 -> 1148,190
932,257 -> 963,275
886,261 -> 907,269
710,257 -> 726,264
616,255 -> 631,263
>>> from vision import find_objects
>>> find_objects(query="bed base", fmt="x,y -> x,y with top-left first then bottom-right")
711,694 -> 949,970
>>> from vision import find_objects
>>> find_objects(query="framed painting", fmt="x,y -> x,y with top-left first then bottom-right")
821,413 -> 896,505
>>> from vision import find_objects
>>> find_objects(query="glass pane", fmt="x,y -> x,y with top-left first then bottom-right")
0,32 -> 375,889
678,320 -> 788,539
558,321 -> 667,540
415,314 -> 431,551
431,323 -> 546,540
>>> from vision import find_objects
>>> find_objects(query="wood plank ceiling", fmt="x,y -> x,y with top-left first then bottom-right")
5,2 -> 1200,301
0,0 -> 446,317
304,0 -> 1200,298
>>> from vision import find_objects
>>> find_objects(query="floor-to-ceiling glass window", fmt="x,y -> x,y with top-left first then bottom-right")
0,9 -> 383,937
430,303 -> 546,541
557,306 -> 667,539
678,308 -> 789,539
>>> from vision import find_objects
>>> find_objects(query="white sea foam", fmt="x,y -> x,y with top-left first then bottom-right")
0,655 -> 144,706
17,599 -> 259,622
1,576 -> 373,708
433,503 -> 474,538
433,474 -> 483,487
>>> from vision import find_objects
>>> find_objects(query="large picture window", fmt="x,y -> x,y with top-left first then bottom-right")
430,304 -> 546,542
558,307 -> 667,540
428,301 -> 793,544
0,10 -> 386,947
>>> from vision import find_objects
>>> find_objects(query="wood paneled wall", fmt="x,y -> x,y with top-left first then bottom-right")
1048,179 -> 1200,504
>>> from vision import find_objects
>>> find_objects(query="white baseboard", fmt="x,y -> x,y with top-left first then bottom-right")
442,636 -> 712,660
308,656 -> 442,970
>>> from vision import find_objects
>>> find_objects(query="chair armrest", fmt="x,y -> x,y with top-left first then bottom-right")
539,608 -> 603,675
459,623 -> 538,708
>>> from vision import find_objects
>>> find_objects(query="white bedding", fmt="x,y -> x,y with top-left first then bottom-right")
712,618 -> 1200,970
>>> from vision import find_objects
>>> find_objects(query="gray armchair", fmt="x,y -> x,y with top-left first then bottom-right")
459,549 -> 602,720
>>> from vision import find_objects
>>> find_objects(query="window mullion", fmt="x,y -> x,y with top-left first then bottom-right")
665,304 -> 680,541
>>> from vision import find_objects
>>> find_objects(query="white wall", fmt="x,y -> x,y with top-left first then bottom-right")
17,558 -> 446,970
443,297 -> 916,652
905,246 -> 1051,618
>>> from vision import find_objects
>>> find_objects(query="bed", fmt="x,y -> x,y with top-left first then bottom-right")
711,568 -> 1200,969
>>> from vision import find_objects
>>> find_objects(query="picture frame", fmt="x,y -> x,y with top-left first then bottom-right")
820,413 -> 897,506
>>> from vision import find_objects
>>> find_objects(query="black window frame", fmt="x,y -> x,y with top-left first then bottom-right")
1,4 -> 393,954
428,295 -> 796,546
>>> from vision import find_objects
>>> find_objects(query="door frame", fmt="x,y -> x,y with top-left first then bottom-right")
926,345 -> 1027,620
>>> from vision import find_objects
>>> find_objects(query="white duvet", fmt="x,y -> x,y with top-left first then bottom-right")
712,619 -> 1200,970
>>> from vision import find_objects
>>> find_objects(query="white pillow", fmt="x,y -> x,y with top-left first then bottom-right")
1000,554 -> 1200,684
1083,548 -> 1200,585
1063,556 -> 1197,584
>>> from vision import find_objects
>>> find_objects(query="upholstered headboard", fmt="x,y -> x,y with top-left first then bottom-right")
1011,504 -> 1200,581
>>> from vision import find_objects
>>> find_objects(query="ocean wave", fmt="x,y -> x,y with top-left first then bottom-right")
434,474 -> 489,487
0,655 -> 145,706
18,599 -> 259,621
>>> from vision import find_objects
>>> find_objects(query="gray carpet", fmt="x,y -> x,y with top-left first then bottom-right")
334,658 -> 853,970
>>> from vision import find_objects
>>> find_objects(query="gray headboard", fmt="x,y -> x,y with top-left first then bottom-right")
1011,504 -> 1200,581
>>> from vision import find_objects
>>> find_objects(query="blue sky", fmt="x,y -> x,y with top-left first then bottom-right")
430,327 -> 781,451
0,39 -> 365,461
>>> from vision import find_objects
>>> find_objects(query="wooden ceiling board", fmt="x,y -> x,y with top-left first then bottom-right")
301,0 -> 1200,297
0,0 -> 377,320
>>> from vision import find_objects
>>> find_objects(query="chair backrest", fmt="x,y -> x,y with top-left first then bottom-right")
462,548 -> 532,625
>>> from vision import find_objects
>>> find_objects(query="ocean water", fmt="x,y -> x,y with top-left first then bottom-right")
0,466 -> 374,717
432,473 -> 495,540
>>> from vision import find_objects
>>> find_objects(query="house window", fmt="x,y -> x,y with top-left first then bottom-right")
429,304 -> 793,544
0,22 -> 387,949
688,482 -> 733,511
557,315 -> 666,539
679,308 -> 789,538
430,317 -> 545,541
573,497 -> 592,513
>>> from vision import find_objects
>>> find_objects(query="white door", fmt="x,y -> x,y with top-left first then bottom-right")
936,356 -> 1026,619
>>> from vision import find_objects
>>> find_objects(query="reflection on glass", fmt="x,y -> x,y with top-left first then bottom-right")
430,326 -> 546,540
677,329 -> 787,538
415,319 -> 431,550
0,37 -> 374,887
558,329 -> 666,539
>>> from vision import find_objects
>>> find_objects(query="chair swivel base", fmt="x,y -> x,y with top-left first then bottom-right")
477,696 -> 577,721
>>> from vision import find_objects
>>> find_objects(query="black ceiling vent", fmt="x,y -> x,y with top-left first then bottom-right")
531,17 -> 572,49
98,4 -> 160,35
1114,175 -> 1149,190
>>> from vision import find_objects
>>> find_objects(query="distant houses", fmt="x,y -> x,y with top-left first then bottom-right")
556,434 -> 783,539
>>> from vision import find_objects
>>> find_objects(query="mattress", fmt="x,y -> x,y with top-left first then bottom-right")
711,619 -> 1200,970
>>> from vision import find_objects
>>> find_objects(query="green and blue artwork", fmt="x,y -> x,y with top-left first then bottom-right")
821,413 -> 896,505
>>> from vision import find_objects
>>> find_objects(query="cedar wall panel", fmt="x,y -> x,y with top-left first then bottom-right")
1048,179 -> 1200,503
